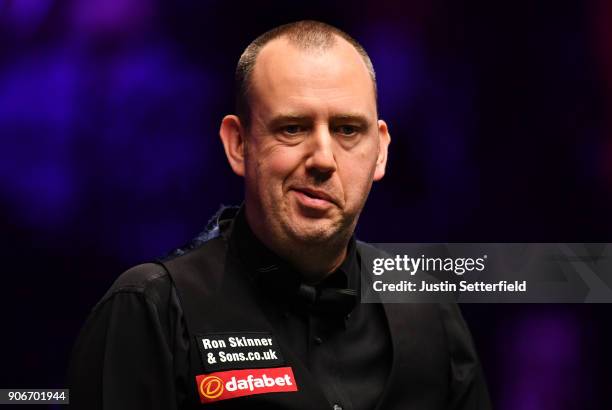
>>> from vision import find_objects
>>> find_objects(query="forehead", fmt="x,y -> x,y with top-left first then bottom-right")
249,36 -> 376,116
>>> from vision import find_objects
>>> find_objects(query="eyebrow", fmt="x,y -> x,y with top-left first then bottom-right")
329,114 -> 371,127
268,114 -> 311,129
267,113 -> 372,129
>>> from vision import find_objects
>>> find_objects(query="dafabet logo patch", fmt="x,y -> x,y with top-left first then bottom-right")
199,375 -> 224,400
195,367 -> 298,403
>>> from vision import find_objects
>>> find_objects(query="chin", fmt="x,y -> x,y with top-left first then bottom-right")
285,220 -> 342,245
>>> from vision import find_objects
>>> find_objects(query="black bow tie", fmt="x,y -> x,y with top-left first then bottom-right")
297,283 -> 357,317
251,266 -> 358,318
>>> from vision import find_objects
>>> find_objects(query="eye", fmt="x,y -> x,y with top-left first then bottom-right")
283,125 -> 304,135
335,125 -> 359,137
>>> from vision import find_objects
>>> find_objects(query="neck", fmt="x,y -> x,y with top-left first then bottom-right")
286,238 -> 349,285
244,209 -> 352,285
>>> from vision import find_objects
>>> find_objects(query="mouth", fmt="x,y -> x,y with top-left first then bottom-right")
290,187 -> 337,211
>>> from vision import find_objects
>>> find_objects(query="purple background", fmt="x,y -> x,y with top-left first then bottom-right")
2,0 -> 612,408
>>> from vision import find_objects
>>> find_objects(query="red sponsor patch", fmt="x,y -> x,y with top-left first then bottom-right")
196,367 -> 298,403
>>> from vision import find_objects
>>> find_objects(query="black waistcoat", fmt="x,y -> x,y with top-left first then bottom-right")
159,211 -> 487,409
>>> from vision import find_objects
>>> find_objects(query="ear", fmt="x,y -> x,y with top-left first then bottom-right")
373,119 -> 391,181
219,115 -> 246,177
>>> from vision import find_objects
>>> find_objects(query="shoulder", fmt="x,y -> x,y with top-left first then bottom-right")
83,263 -> 182,349
97,263 -> 173,308
93,205 -> 239,311
109,263 -> 169,292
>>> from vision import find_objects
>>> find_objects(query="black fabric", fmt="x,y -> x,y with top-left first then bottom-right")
68,206 -> 491,410
225,207 -> 392,409
67,264 -> 191,409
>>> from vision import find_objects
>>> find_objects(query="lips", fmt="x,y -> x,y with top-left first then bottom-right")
291,187 -> 337,206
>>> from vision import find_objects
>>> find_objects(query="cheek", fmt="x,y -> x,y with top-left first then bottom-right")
266,150 -> 300,175
250,145 -> 303,189
337,149 -> 377,203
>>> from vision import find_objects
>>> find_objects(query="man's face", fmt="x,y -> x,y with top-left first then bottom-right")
242,37 -> 389,248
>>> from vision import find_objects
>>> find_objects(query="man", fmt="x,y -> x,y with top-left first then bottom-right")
69,20 -> 490,409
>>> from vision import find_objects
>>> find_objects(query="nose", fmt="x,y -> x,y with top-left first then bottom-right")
304,125 -> 337,178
